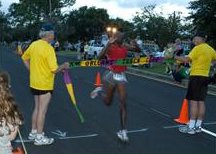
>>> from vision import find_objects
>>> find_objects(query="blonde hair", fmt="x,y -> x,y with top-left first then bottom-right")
0,71 -> 23,128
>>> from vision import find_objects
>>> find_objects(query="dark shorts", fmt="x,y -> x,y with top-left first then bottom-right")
186,76 -> 209,101
30,88 -> 53,96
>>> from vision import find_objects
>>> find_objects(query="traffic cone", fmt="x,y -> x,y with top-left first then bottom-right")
174,99 -> 189,124
12,147 -> 24,154
94,72 -> 102,87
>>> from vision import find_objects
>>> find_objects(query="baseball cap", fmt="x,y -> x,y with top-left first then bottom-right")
41,23 -> 54,31
194,31 -> 207,39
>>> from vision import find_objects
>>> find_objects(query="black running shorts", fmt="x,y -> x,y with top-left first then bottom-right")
186,76 -> 209,101
30,87 -> 53,95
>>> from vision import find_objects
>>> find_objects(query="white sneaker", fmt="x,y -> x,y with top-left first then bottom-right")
34,133 -> 54,146
90,87 -> 103,99
28,132 -> 37,140
179,125 -> 196,134
195,126 -> 202,133
117,130 -> 129,142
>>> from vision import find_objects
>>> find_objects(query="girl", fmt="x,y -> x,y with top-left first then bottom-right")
0,71 -> 23,154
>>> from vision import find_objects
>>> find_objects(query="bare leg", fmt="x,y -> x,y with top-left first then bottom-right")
102,83 -> 116,106
37,93 -> 52,134
197,101 -> 205,120
116,83 -> 127,130
32,95 -> 39,130
190,100 -> 198,119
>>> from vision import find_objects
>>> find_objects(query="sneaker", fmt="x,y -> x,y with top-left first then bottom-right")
28,132 -> 37,140
90,87 -> 103,99
179,125 -> 196,134
195,126 -> 202,133
34,134 -> 54,146
117,130 -> 129,142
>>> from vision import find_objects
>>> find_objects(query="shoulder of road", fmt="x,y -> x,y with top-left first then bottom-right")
127,67 -> 216,96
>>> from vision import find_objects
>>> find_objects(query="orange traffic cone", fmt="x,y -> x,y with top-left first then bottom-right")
94,72 -> 102,87
12,147 -> 24,154
174,99 -> 189,124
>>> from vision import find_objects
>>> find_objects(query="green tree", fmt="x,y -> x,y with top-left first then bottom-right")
65,6 -> 109,42
188,0 -> 216,47
0,1 -> 11,42
108,18 -> 134,38
8,0 -> 76,41
133,5 -> 186,49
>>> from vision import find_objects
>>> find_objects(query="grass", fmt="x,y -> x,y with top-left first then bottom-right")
133,62 -> 166,74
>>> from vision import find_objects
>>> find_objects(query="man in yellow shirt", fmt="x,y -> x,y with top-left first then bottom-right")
174,32 -> 216,134
22,24 -> 69,145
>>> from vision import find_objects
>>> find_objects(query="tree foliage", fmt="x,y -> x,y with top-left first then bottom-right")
133,5 -> 188,49
65,6 -> 109,41
188,0 -> 216,47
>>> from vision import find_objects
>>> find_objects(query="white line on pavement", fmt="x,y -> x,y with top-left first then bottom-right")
127,71 -> 216,96
201,128 -> 216,137
203,121 -> 216,125
163,121 -> 216,129
127,128 -> 148,134
59,134 -> 98,139
14,133 -> 99,143
163,125 -> 184,129
150,108 -> 171,118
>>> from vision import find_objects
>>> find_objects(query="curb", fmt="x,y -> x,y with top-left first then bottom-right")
127,67 -> 216,96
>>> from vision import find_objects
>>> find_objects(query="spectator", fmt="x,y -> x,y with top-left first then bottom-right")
21,23 -> 69,145
0,71 -> 23,154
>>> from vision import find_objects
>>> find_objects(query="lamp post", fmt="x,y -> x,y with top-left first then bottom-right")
49,0 -> 52,17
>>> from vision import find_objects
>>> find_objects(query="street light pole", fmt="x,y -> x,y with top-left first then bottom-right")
49,0 -> 52,17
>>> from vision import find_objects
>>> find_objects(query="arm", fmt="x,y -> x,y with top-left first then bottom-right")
98,37 -> 116,59
98,42 -> 111,59
174,55 -> 191,63
23,60 -> 30,70
51,62 -> 69,74
124,40 -> 141,53
8,126 -> 18,141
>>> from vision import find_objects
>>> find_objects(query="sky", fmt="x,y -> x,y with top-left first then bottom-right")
1,0 -> 192,21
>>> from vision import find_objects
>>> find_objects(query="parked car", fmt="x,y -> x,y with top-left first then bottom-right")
88,40 -> 104,59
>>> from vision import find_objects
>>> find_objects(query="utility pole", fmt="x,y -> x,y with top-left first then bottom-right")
49,0 -> 52,17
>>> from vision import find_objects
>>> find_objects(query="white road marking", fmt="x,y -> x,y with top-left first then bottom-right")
163,125 -> 184,129
14,133 -> 99,143
59,134 -> 98,139
163,121 -> 216,129
127,71 -> 216,96
203,121 -> 216,125
201,128 -> 216,137
127,128 -> 148,134
150,108 -> 171,118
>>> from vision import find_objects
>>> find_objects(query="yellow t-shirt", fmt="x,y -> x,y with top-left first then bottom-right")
22,39 -> 58,90
188,43 -> 216,77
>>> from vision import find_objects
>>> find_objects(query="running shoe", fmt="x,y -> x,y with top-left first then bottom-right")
179,125 -> 196,134
90,87 -> 103,99
34,133 -> 54,146
28,132 -> 37,140
117,130 -> 129,142
195,126 -> 202,133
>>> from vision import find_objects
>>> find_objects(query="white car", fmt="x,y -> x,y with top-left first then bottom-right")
88,40 -> 104,59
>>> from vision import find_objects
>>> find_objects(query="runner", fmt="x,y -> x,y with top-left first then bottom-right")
90,31 -> 140,142
22,23 -> 69,145
174,32 -> 216,134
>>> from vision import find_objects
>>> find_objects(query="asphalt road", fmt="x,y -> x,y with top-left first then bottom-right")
1,46 -> 216,154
